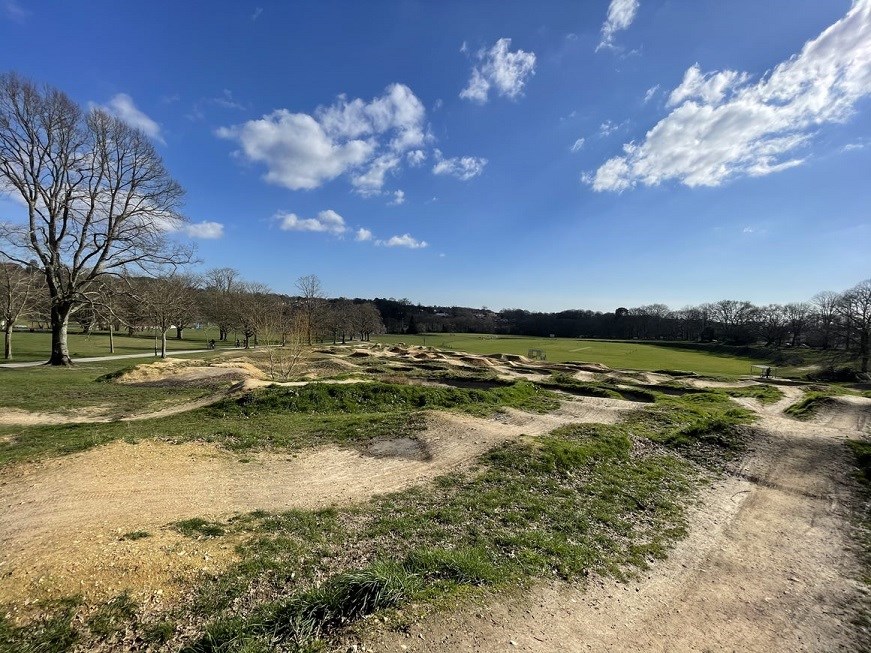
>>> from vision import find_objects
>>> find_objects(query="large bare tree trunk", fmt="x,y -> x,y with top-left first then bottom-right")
48,304 -> 73,366
108,323 -> 115,354
4,325 -> 11,360
161,330 -> 168,358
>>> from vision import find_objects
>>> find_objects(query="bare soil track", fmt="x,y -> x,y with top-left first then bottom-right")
368,387 -> 871,652
0,396 -> 634,607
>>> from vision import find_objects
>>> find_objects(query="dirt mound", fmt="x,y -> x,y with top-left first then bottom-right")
115,358 -> 263,387
810,395 -> 871,432
458,356 -> 495,368
0,396 -> 639,606
0,406 -> 111,426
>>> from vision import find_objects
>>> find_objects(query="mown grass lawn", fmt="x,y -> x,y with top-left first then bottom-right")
374,334 -> 764,377
0,327 -> 224,363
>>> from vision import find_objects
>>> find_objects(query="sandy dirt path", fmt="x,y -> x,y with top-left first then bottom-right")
369,387 -> 870,652
0,396 -> 634,605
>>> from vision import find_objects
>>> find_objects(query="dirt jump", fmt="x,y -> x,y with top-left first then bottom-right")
368,386 -> 870,652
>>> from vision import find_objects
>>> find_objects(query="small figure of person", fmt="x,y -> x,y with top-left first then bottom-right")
235,338 -> 241,348
208,339 -> 216,350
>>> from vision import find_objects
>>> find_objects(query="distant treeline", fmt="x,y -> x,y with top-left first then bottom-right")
372,278 -> 871,372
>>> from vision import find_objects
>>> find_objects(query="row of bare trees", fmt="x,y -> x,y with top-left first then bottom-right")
605,281 -> 871,372
0,263 -> 385,363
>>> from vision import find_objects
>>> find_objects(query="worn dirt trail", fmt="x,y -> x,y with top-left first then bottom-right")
0,396 -> 634,605
371,387 -> 870,652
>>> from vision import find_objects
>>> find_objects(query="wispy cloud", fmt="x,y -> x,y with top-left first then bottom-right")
376,233 -> 428,249
276,209 -> 347,235
460,38 -> 536,104
597,0 -> 639,51
589,0 -> 871,192
432,150 -> 487,180
355,228 -> 373,242
96,94 -> 165,144
643,84 -> 659,103
570,138 -> 585,153
2,0 -> 29,22
251,7 -> 263,21
185,221 -> 224,239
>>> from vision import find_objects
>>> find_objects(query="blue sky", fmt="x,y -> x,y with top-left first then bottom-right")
1,0 -> 869,311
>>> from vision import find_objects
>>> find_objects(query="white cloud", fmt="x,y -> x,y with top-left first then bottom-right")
570,137 -> 585,152
842,140 -> 867,152
351,154 -> 401,196
251,7 -> 263,21
599,120 -> 620,136
666,65 -> 750,107
643,84 -> 660,103
184,221 -> 224,239
590,0 -> 871,192
276,209 -> 347,235
219,84 -> 428,192
377,233 -> 428,249
432,150 -> 488,180
98,94 -> 165,144
389,190 -> 406,205
597,0 -> 640,51
742,226 -> 754,234
355,227 -> 373,242
152,215 -> 224,239
407,149 -> 427,166
316,83 -> 427,152
218,112 -> 371,190
460,38 -> 536,104
211,89 -> 246,111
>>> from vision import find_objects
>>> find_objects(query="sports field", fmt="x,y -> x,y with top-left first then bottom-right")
373,334 -> 764,377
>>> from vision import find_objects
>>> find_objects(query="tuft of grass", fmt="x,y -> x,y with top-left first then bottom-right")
849,440 -> 871,483
173,518 -> 226,538
403,547 -> 501,586
87,592 -> 137,639
721,384 -> 784,405
142,619 -> 176,646
0,597 -> 81,653
119,530 -> 150,541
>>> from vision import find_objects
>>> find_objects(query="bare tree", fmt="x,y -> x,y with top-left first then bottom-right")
0,73 -> 193,365
759,304 -> 788,347
202,267 -> 239,341
840,279 -> 871,373
811,291 -> 841,350
784,302 -> 811,347
0,259 -> 41,359
355,302 -> 384,341
712,300 -> 758,344
295,274 -> 325,345
138,274 -> 199,358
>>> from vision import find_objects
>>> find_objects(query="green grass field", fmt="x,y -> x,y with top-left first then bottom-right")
373,334 -> 764,377
1,327 -> 225,363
